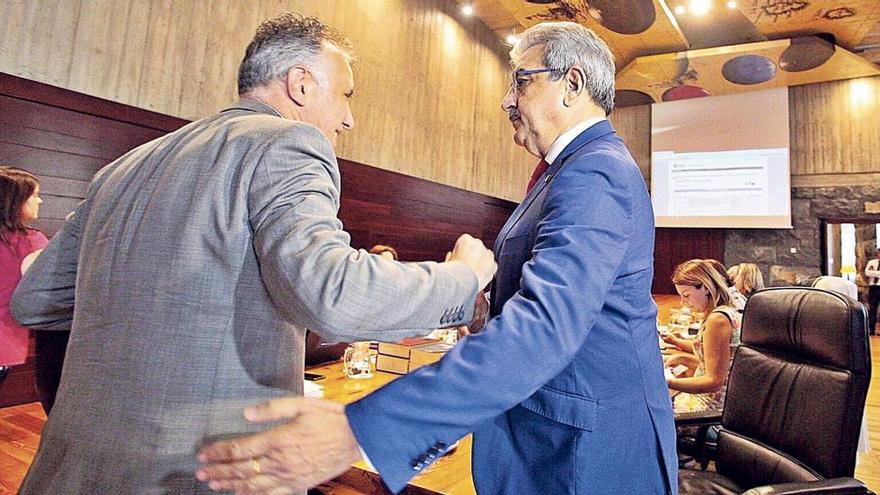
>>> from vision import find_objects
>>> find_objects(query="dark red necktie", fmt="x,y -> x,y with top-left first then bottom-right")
526,159 -> 549,194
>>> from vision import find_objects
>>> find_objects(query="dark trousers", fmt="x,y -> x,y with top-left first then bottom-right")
869,286 -> 880,336
34,331 -> 70,415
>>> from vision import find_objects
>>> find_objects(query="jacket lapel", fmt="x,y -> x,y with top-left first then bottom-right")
493,120 -> 616,254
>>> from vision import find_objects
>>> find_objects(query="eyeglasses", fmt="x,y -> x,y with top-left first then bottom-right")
509,67 -> 564,95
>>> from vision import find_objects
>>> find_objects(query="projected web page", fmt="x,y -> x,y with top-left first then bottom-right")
651,148 -> 791,228
649,87 -> 791,229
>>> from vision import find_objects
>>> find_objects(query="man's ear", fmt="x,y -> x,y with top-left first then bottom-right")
285,66 -> 313,107
562,66 -> 586,107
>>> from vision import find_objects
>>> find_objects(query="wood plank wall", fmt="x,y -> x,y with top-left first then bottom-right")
0,0 -> 535,202
0,73 -> 517,407
789,76 -> 880,187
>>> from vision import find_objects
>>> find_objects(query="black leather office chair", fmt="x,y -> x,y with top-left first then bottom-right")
678,287 -> 873,494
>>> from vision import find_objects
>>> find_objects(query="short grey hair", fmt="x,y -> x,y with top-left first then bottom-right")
238,13 -> 354,95
511,22 -> 616,115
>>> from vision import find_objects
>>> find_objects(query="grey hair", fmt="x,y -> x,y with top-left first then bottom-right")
510,22 -> 616,115
238,13 -> 354,95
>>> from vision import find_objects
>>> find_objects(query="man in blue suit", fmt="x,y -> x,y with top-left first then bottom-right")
198,21 -> 677,495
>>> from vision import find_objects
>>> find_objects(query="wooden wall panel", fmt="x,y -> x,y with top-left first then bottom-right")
0,73 -> 517,407
789,77 -> 880,180
0,0 -> 534,202
653,229 -> 726,295
609,104 -> 651,182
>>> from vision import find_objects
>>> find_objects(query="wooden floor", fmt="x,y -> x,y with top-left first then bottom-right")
3,338 -> 880,494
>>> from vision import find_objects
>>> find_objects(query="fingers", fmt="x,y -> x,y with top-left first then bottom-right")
199,431 -> 272,463
203,473 -> 295,494
449,234 -> 497,290
243,397 -> 308,423
197,457 -> 258,482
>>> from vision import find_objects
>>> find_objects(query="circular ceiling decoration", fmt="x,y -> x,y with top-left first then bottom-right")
779,36 -> 836,72
587,0 -> 656,35
722,55 -> 777,85
615,90 -> 655,106
662,85 -> 710,101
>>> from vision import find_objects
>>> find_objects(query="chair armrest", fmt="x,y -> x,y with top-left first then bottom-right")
674,409 -> 722,427
742,477 -> 872,495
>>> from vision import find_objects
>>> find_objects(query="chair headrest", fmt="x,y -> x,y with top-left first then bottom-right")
741,287 -> 868,372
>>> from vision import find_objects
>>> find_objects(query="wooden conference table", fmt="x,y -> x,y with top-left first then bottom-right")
313,294 -> 682,495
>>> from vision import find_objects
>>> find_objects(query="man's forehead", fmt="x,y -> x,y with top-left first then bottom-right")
513,45 -> 544,69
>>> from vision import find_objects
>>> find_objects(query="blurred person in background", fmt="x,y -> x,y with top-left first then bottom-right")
730,262 -> 764,299
866,248 -> 880,336
0,166 -> 47,390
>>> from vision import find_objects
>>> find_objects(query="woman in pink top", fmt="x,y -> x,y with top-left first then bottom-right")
0,166 -> 48,388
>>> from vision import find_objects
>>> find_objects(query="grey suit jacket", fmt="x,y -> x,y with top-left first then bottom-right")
12,100 -> 477,494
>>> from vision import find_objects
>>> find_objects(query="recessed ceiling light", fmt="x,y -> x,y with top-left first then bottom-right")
727,0 -> 737,8
461,4 -> 474,16
851,79 -> 874,106
689,0 -> 712,15
674,4 -> 686,14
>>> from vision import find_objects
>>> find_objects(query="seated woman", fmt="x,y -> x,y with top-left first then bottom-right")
731,262 -> 764,299
663,259 -> 742,413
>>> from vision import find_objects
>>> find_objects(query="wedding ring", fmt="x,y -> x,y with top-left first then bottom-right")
252,457 -> 262,475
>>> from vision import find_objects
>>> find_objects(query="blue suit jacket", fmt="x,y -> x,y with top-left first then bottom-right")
347,121 -> 678,494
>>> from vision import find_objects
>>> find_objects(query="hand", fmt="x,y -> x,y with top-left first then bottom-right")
663,353 -> 685,368
20,248 -> 43,274
448,234 -> 497,290
197,397 -> 362,494
659,332 -> 679,346
462,291 -> 490,335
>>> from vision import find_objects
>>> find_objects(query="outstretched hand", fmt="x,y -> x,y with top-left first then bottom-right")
197,397 -> 361,494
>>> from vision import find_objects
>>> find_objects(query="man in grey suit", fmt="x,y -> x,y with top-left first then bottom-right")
12,13 -> 496,494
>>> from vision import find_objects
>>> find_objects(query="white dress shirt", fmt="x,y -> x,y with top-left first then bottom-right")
867,258 -> 880,286
544,117 -> 607,165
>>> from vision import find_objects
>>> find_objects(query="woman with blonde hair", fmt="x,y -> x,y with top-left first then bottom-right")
662,259 -> 741,412
732,262 -> 764,298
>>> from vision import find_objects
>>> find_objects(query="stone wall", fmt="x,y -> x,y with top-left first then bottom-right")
725,185 -> 880,291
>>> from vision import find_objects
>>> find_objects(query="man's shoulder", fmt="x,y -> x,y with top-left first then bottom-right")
562,136 -> 642,184
214,109 -> 324,140
199,109 -> 335,160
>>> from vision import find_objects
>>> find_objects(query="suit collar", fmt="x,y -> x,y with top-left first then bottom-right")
221,99 -> 284,118
493,120 -> 617,253
549,119 -> 614,170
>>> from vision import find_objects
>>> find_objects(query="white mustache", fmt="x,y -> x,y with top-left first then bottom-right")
508,109 -> 520,122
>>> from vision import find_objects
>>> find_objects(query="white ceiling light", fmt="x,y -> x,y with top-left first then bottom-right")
689,0 -> 712,16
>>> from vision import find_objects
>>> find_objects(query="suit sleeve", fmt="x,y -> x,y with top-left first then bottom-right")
11,206 -> 86,331
248,124 -> 478,343
345,153 -> 635,492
